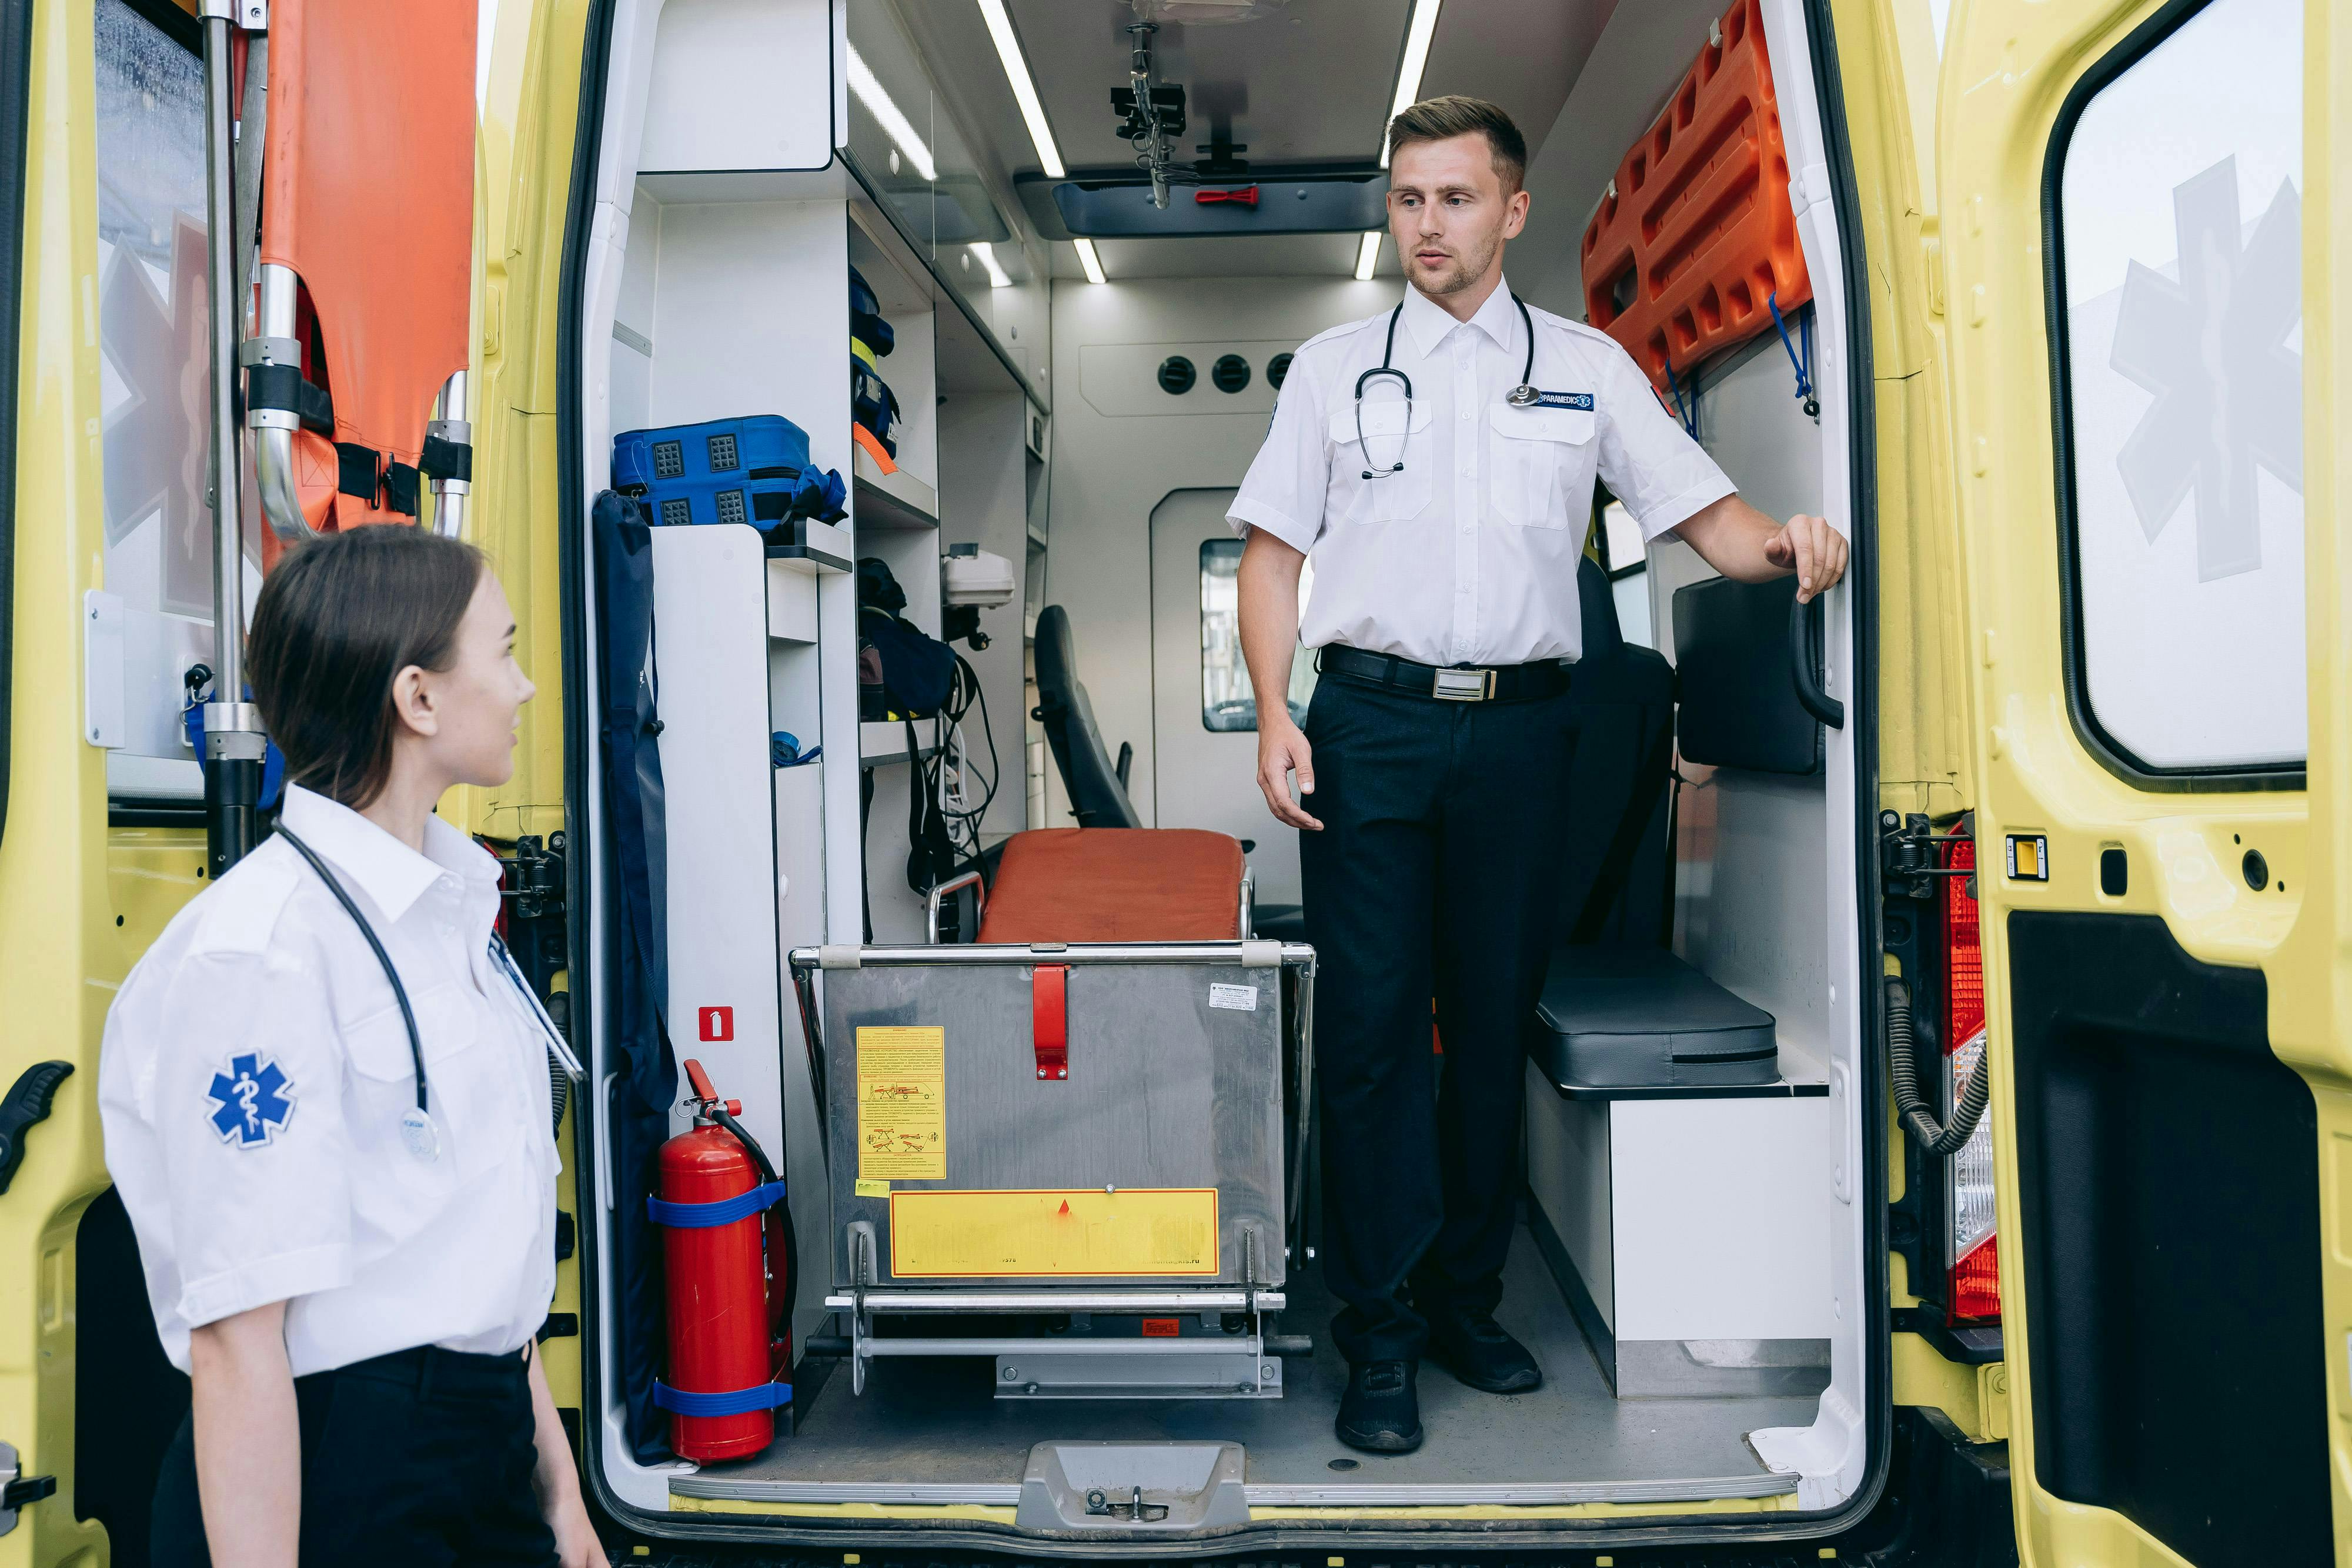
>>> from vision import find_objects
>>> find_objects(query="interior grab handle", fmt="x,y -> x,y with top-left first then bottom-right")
1789,592 -> 1843,731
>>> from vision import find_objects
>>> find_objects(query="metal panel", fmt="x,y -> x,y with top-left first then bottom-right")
822,955 -> 1285,1288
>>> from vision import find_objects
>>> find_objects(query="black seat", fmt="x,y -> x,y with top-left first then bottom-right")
1533,556 -> 1781,1094
1031,604 -> 1143,830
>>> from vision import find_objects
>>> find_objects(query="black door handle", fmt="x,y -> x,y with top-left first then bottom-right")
0,1061 -> 74,1196
1789,593 -> 1845,731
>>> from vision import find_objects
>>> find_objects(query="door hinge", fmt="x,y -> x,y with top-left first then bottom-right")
0,1062 -> 75,1196
498,832 -> 567,921
0,1442 -> 58,1536
1879,811 -> 1974,902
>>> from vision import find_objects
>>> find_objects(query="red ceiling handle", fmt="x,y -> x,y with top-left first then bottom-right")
1196,186 -> 1259,206
1033,965 -> 1068,1082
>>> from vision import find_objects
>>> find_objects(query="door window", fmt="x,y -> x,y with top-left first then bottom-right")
2050,0 -> 2303,775
1200,539 -> 1314,732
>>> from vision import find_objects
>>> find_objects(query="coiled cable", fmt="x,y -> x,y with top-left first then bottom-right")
1887,977 -> 1989,1157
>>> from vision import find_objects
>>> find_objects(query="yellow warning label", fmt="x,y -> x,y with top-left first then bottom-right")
854,1178 -> 891,1198
888,1189 -> 1220,1277
856,1027 -> 946,1181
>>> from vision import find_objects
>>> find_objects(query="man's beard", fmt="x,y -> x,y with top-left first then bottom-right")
1412,232 -> 1501,296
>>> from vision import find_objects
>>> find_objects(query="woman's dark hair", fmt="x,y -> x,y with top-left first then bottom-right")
249,526 -> 487,808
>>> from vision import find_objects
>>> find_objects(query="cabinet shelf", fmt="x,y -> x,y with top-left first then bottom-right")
852,447 -> 938,530
860,720 -> 943,767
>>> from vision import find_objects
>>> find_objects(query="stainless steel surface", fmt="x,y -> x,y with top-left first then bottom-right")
427,369 -> 470,538
793,942 -> 1315,968
824,1290 -> 1285,1312
250,265 -> 313,542
863,1338 -> 1260,1358
1015,1442 -> 1251,1532
1613,1338 -> 1833,1399
822,955 -> 1287,1288
201,14 -> 250,706
670,1478 -> 1024,1505
232,35 -> 266,309
996,1350 -> 1281,1400
924,868 -> 987,944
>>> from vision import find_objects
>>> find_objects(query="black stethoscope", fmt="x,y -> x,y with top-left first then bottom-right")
278,825 -> 585,1164
1354,293 -> 1540,480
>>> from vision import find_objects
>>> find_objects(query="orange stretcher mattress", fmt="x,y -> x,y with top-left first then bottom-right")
977,829 -> 1245,945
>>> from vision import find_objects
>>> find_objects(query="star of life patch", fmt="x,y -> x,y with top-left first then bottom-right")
206,1051 -> 297,1148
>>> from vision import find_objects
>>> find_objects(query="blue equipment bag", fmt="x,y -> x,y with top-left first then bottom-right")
851,362 -> 902,459
849,266 -> 895,358
612,415 -> 846,533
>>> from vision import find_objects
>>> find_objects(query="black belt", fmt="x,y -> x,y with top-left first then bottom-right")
1316,645 -> 1571,703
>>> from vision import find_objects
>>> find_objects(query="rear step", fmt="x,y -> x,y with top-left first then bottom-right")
1015,1443 -> 1250,1533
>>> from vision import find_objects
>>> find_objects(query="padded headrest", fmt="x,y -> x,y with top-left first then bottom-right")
1672,574 -> 1822,775
1031,606 -> 1144,830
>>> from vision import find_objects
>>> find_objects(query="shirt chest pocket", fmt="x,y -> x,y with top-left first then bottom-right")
1488,404 -> 1595,528
1326,399 -> 1435,524
345,982 -> 511,1182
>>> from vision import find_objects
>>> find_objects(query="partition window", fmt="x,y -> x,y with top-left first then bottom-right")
2048,0 -> 2303,778
1200,540 -> 1315,732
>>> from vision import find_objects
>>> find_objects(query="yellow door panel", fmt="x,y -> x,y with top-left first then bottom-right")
1939,1 -> 2346,1566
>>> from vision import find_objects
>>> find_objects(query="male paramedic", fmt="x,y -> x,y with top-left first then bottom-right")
1230,96 -> 1847,1455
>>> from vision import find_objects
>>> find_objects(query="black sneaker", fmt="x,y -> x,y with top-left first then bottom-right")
1426,1308 -> 1542,1394
1334,1359 -> 1424,1453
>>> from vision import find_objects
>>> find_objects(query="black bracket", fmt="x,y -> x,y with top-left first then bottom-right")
498,833 -> 567,922
0,1061 -> 74,1196
1880,810 -> 1975,902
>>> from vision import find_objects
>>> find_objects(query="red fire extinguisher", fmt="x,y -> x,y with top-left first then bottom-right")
648,1059 -> 793,1462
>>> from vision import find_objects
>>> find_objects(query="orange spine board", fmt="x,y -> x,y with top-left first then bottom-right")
1578,0 -> 1811,395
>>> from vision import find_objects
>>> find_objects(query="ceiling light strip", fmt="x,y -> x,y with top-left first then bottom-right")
977,0 -> 1067,180
1354,230 -> 1383,282
969,242 -> 1013,288
846,42 -> 937,182
1379,0 -> 1444,167
1074,237 -> 1108,285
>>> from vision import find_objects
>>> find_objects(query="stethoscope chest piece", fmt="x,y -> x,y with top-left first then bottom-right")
400,1106 -> 441,1164
1507,383 -> 1539,407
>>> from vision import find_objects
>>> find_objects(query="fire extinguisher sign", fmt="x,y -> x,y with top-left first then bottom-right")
699,1006 -> 733,1042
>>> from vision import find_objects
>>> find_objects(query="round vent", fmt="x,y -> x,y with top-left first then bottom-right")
1212,354 -> 1251,394
1268,352 -> 1294,390
1157,356 -> 1197,394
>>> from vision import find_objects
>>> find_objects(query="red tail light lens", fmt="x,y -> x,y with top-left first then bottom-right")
1940,835 -> 1999,1325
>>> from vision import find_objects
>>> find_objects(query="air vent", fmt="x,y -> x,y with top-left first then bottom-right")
1158,356 -> 1197,394
652,440 -> 685,480
1212,354 -> 1251,393
1268,352 -> 1294,390
706,432 -> 739,470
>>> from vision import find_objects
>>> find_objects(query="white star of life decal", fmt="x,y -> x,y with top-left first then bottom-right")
2107,155 -> 2301,582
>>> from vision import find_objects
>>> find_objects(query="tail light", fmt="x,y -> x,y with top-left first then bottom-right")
1940,837 -> 2000,1323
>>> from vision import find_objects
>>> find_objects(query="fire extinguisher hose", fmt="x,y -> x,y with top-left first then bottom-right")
709,1102 -> 797,1344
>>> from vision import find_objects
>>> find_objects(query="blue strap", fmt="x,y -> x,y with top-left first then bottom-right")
652,1378 -> 793,1417
646,1179 -> 787,1229
1662,354 -> 1699,440
1768,292 -> 1816,409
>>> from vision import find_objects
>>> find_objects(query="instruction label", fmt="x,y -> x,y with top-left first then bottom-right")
856,1026 -> 946,1181
888,1188 -> 1220,1277
1208,983 -> 1259,1012
854,1178 -> 891,1199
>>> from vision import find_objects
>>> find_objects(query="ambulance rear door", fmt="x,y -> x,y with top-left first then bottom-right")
1936,0 -> 2348,1564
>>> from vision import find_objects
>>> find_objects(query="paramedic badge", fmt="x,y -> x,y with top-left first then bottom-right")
206,1052 -> 296,1149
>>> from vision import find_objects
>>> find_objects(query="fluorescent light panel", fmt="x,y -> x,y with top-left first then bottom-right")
969,242 -> 1013,288
1354,230 -> 1383,281
977,0 -> 1067,180
1379,0 -> 1444,167
1073,237 -> 1108,285
846,42 -> 937,182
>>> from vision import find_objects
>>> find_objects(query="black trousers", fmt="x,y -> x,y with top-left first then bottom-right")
153,1344 -> 557,1567
1299,672 -> 1574,1363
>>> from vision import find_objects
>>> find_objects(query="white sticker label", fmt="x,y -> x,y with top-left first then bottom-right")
1208,983 -> 1259,1012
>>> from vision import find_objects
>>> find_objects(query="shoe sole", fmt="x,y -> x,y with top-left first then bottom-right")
1335,1422 -> 1425,1455
1431,1350 -> 1543,1395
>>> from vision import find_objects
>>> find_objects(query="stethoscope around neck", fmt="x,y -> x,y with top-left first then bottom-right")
1354,292 -> 1539,481
276,824 -> 584,1164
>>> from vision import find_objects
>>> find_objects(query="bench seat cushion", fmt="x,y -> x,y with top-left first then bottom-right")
1533,943 -> 1778,1089
977,828 -> 1244,944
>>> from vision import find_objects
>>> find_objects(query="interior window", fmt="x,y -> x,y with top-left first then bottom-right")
1597,498 -> 1653,649
1200,539 -> 1314,732
2052,0 -> 2303,774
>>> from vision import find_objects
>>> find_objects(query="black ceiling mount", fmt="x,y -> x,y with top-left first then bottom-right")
1157,356 -> 1197,395
1195,131 -> 1249,179
1019,168 -> 1388,240
1212,355 -> 1251,394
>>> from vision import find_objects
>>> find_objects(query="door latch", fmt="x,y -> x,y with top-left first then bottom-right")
1084,1485 -> 1168,1523
1,1441 -> 58,1537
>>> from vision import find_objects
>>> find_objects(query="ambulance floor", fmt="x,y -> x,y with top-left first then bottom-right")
684,1228 -> 1816,1505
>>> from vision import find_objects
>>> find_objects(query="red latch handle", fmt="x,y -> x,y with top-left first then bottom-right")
1033,965 -> 1068,1081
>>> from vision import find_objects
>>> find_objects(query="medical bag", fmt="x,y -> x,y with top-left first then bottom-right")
855,556 -> 954,721
849,265 -> 894,359
851,361 -> 903,459
612,415 -> 846,535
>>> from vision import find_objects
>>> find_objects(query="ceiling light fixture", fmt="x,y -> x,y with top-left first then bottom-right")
970,242 -> 1013,288
977,0 -> 1068,179
1354,230 -> 1384,282
846,43 -> 937,182
1074,237 -> 1109,285
1378,0 -> 1444,167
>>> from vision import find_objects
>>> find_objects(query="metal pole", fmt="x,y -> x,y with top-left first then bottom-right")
201,4 -> 267,876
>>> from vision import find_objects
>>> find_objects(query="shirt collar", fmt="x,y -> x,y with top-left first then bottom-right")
1398,275 -> 1521,359
278,784 -> 499,926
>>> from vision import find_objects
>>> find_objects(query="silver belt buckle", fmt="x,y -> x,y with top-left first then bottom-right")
1432,667 -> 1494,702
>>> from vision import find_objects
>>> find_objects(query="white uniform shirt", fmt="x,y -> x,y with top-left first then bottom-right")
98,785 -> 560,1378
1228,278 -> 1735,666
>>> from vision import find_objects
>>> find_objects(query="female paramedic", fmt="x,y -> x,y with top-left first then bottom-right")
96,526 -> 607,1567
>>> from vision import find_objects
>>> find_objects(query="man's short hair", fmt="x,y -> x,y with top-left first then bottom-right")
1387,96 -> 1528,194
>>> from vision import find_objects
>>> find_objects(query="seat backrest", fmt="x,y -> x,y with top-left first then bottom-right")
1031,605 -> 1144,830
1672,573 -> 1821,775
1557,556 -> 1676,946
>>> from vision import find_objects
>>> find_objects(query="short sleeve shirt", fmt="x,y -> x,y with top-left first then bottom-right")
96,786 -> 561,1377
1227,279 -> 1735,666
